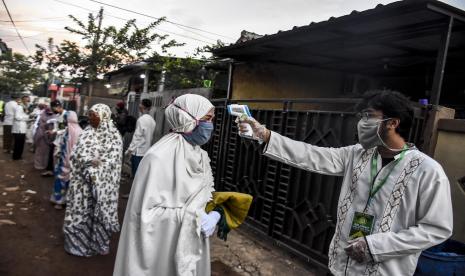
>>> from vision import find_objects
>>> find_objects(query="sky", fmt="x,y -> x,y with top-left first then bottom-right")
1,0 -> 464,58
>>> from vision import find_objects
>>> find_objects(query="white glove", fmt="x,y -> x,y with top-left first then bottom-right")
200,211 -> 221,237
237,117 -> 271,143
344,237 -> 372,263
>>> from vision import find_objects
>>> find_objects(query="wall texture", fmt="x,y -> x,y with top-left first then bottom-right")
433,119 -> 465,243
230,62 -> 369,111
232,62 -> 345,99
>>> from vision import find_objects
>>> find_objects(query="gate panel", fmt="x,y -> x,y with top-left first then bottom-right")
271,111 -> 358,266
216,109 -> 285,234
206,105 -> 358,266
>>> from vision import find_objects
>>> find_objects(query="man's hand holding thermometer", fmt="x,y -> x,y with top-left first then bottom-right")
228,104 -> 271,144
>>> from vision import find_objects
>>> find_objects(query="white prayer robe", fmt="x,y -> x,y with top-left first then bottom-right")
3,100 -> 18,126
12,104 -> 30,134
127,113 -> 156,156
263,131 -> 453,276
114,94 -> 215,276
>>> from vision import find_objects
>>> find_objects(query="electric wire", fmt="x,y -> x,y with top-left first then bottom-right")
1,0 -> 31,54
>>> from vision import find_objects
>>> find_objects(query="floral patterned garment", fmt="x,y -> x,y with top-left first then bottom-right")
63,104 -> 123,257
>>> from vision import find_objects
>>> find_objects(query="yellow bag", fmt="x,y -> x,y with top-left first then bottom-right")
205,192 -> 253,240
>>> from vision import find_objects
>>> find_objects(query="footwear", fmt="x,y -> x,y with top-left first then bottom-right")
49,195 -> 57,204
54,204 -> 64,210
50,195 -> 65,205
41,171 -> 54,177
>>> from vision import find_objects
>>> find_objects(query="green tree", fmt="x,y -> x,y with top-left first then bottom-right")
0,52 -> 44,96
194,40 -> 226,59
33,38 -> 65,94
59,7 -> 184,103
145,40 -> 226,90
109,18 -> 184,64
148,55 -> 206,90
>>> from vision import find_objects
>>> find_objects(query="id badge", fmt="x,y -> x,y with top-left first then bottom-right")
349,212 -> 375,239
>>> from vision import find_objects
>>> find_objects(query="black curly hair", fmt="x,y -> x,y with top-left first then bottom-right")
356,90 -> 414,140
141,99 -> 152,109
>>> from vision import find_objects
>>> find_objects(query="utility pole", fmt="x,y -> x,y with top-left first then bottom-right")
157,70 -> 166,92
85,7 -> 104,111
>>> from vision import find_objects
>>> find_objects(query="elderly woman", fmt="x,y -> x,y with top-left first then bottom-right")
63,104 -> 122,257
33,106 -> 56,172
114,94 -> 220,276
50,111 -> 82,209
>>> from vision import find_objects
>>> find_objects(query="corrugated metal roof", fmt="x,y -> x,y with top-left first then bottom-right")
212,0 -> 465,76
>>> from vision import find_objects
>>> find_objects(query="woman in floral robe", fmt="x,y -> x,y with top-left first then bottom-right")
63,104 -> 122,257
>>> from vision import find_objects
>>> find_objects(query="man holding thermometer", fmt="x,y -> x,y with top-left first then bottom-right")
235,90 -> 452,276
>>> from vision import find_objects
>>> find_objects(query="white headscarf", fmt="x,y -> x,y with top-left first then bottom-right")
165,94 -> 214,133
114,94 -> 215,276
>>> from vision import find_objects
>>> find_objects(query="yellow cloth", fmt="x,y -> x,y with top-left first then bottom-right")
205,192 -> 253,230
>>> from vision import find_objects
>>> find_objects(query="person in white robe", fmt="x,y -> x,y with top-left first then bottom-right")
239,90 -> 453,276
113,94 -> 220,276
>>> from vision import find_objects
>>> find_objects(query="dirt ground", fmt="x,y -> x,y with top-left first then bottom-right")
0,136 -> 317,276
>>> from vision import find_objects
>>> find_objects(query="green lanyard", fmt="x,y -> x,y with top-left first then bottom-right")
366,145 -> 408,209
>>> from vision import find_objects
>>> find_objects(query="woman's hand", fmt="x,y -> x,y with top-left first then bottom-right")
200,211 -> 221,237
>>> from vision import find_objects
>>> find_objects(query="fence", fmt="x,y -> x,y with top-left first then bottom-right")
204,98 -> 429,270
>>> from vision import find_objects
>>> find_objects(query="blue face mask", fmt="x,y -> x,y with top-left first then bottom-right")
183,121 -> 214,146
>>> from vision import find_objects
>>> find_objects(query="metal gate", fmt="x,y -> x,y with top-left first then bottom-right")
204,98 -> 428,270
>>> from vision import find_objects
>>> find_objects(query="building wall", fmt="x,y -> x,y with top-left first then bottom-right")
231,62 -> 363,110
433,119 -> 465,243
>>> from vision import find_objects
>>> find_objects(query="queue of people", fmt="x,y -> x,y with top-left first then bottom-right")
1,90 -> 453,276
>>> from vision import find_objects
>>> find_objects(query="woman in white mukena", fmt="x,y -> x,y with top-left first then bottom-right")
114,94 -> 220,276
239,90 -> 452,276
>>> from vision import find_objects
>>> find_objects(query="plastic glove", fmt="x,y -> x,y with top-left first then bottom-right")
200,211 -> 221,237
237,117 -> 271,143
344,237 -> 371,263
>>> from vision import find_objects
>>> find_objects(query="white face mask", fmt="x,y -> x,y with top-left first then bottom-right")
357,118 -> 385,150
357,117 -> 406,152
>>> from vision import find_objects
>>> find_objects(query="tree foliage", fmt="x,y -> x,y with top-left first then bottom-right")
49,8 -> 184,82
31,8 -> 226,92
145,40 -> 226,90
194,40 -> 226,59
0,52 -> 44,96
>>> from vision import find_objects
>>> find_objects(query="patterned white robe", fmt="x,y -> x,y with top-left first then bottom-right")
263,131 -> 453,276
63,104 -> 123,257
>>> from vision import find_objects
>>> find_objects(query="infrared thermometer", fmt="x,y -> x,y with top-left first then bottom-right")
227,104 -> 255,138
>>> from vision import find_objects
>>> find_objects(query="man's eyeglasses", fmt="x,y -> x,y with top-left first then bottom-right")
356,112 -> 386,121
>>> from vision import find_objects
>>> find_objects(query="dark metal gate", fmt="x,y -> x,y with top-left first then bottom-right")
204,98 -> 428,270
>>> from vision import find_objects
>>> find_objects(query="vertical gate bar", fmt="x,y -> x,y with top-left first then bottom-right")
217,99 -> 229,191
269,101 -> 290,237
